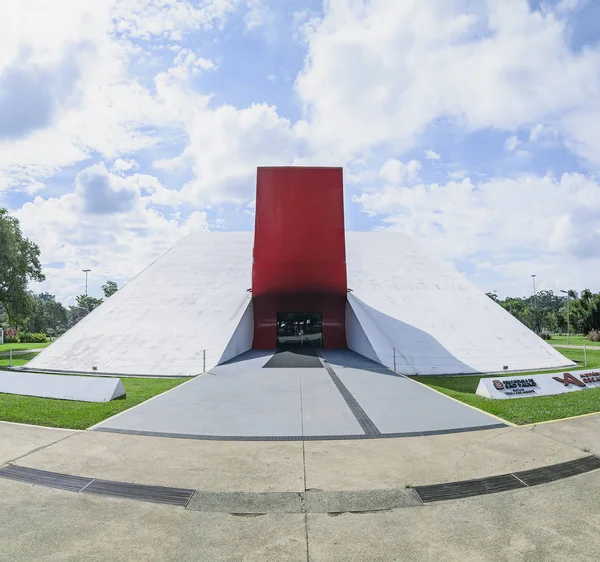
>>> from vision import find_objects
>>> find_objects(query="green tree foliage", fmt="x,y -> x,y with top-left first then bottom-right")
0,209 -> 45,326
101,280 -> 118,298
569,289 -> 600,334
75,294 -> 103,311
490,288 -> 600,337
67,294 -> 104,328
25,292 -> 68,337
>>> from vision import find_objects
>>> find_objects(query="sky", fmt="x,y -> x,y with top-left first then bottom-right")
1,0 -> 600,304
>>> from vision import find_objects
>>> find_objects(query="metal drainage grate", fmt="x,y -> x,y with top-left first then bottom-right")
514,455 -> 600,487
0,465 -> 194,507
0,465 -> 92,492
82,479 -> 194,507
414,474 -> 526,503
414,455 -> 600,503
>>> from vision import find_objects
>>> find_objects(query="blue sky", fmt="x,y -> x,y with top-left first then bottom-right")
1,0 -> 600,303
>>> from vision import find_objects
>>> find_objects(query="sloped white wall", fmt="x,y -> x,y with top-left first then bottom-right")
345,298 -> 382,365
218,297 -> 254,365
345,232 -> 574,375
27,232 -> 254,376
29,229 -> 573,377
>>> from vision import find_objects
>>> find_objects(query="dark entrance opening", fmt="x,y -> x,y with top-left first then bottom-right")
276,312 -> 323,347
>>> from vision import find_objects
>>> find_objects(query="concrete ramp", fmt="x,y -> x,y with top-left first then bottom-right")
0,372 -> 125,402
345,232 -> 574,375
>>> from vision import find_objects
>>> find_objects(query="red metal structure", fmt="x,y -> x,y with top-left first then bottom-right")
252,167 -> 348,348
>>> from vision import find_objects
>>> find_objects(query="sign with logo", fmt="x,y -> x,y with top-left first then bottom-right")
476,369 -> 600,400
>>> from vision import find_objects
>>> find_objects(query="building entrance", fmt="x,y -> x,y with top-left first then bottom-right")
276,312 -> 323,347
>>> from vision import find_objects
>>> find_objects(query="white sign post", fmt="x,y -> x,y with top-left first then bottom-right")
477,369 -> 600,400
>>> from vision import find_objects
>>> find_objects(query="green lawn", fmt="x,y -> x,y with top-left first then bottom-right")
412,348 -> 600,425
0,342 -> 52,353
548,335 -> 600,347
0,377 -> 188,429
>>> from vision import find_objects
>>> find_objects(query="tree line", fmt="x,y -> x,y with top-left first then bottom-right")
486,289 -> 600,336
0,208 -> 117,341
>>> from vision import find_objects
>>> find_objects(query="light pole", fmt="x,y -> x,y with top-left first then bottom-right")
82,269 -> 91,296
531,274 -> 537,332
560,290 -> 571,344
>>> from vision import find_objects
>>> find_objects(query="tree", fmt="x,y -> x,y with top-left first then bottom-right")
76,294 -> 103,312
0,209 -> 45,326
26,293 -> 68,336
102,281 -> 118,298
68,294 -> 104,328
570,289 -> 600,334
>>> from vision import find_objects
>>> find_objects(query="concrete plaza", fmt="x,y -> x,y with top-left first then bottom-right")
2,410 -> 600,560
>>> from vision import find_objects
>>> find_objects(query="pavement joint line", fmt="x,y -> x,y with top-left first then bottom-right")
3,431 -> 79,468
528,423 -> 596,455
2,456 -> 599,510
317,353 -> 380,436
89,423 -> 507,441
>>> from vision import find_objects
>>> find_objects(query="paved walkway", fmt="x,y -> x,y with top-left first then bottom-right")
91,350 -> 500,438
2,413 -> 600,561
1,413 -> 595,491
2,470 -> 598,561
0,348 -> 44,358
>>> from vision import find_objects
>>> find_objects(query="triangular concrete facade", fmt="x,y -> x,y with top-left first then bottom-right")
26,230 -> 573,376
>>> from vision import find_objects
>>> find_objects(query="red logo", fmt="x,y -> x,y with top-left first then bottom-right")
552,373 -> 586,387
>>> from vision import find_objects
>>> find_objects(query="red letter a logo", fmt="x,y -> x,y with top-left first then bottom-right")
552,373 -> 586,387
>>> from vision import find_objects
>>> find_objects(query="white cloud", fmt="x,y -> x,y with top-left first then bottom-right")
76,163 -> 139,214
245,0 -> 268,30
379,159 -> 421,184
172,103 -> 302,205
111,0 -> 246,40
296,0 -> 600,162
0,0 -> 246,196
15,162 -> 206,302
112,158 -> 139,173
354,171 -> 600,293
424,150 -> 441,160
505,135 -> 521,152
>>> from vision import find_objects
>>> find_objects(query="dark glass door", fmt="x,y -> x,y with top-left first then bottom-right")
276,312 -> 323,347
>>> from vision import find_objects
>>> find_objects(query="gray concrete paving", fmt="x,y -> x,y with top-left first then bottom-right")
322,349 -> 499,432
263,347 -> 322,368
306,470 -> 600,562
94,350 -> 500,438
96,365 -> 363,437
0,479 -> 307,562
0,422 -> 76,465
329,364 -> 497,433
3,467 -> 600,561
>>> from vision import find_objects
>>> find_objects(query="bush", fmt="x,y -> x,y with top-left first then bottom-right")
538,332 -> 552,340
3,335 -> 19,344
588,330 -> 600,343
19,332 -> 48,343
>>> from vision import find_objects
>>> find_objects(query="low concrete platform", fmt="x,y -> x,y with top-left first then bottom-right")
92,350 -> 502,439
